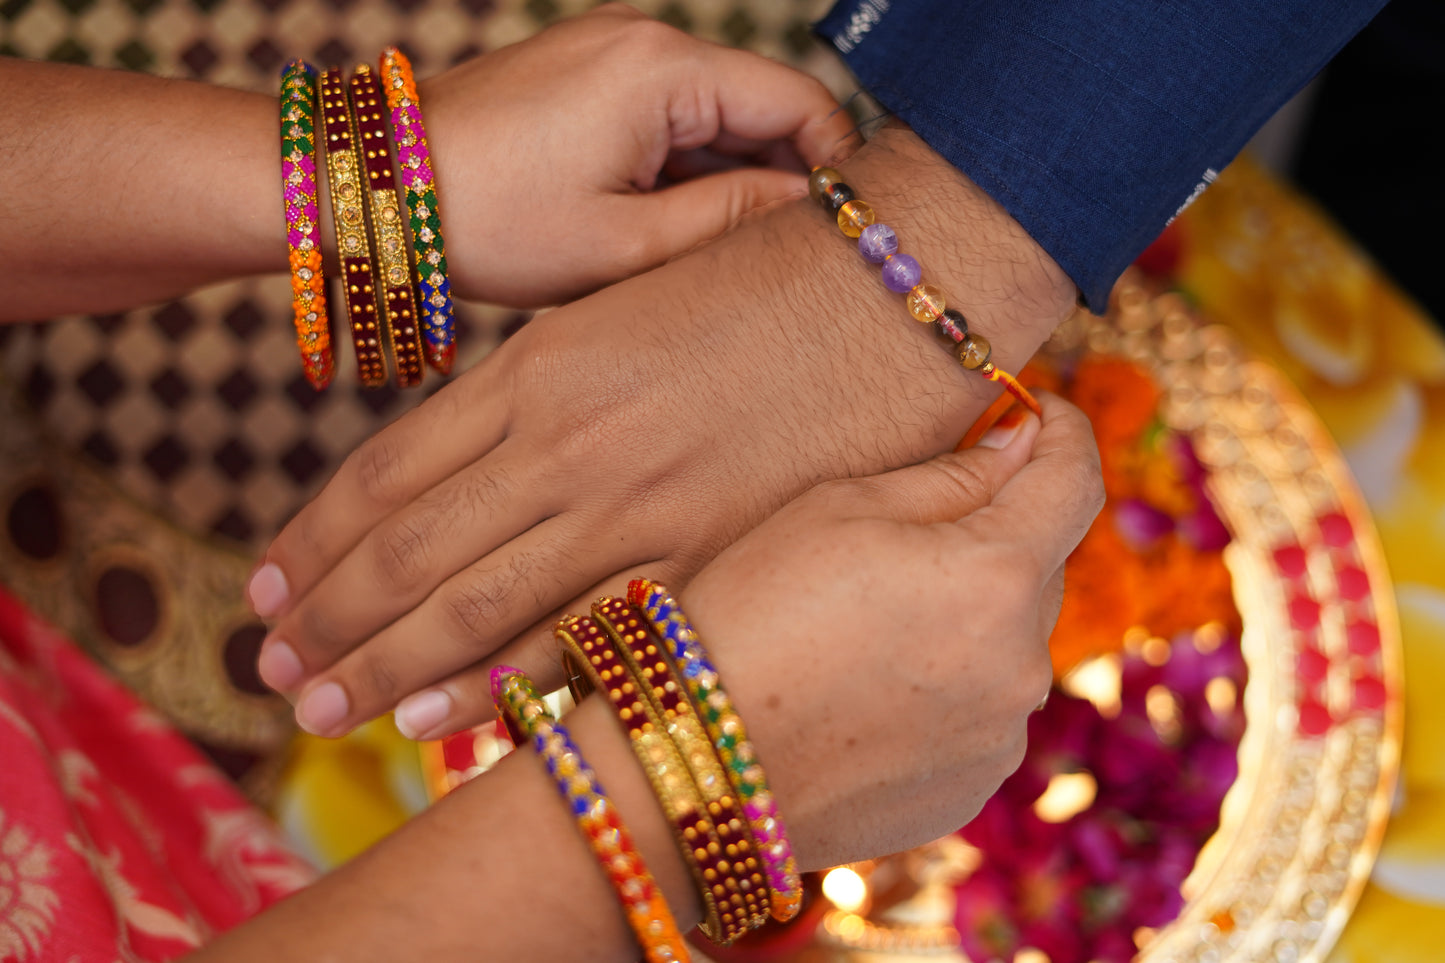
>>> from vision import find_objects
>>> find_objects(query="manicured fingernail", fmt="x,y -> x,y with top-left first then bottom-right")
257,639 -> 304,691
395,690 -> 452,740
297,682 -> 349,736
248,563 -> 289,618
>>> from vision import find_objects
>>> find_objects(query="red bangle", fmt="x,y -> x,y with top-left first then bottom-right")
348,64 -> 424,389
590,600 -> 770,938
319,66 -> 387,387
559,615 -> 746,943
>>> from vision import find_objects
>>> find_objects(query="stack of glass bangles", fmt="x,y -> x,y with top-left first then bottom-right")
490,580 -> 801,960
807,166 -> 1042,419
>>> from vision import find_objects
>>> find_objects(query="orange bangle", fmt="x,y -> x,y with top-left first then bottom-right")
491,666 -> 691,963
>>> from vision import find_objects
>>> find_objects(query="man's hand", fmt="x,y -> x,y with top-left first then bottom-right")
250,125 -> 1080,738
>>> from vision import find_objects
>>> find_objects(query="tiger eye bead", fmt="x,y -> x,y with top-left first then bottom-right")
936,307 -> 968,344
822,182 -> 855,214
836,199 -> 875,238
808,167 -> 843,207
957,333 -> 992,370
905,283 -> 946,322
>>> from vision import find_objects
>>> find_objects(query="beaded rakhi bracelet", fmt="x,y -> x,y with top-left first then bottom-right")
628,579 -> 804,923
379,47 -> 456,375
319,66 -> 387,387
349,64 -> 425,389
490,666 -> 690,963
278,61 -> 334,389
590,600 -> 770,938
557,615 -> 741,944
808,167 -> 1042,419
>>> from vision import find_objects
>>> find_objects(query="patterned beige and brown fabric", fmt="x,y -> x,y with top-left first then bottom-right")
0,0 -> 855,782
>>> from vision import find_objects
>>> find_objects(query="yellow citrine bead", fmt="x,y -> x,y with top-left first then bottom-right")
808,166 -> 843,204
906,283 -> 946,322
836,199 -> 875,238
957,333 -> 993,370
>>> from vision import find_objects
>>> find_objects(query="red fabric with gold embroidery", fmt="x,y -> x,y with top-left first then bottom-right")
0,583 -> 314,961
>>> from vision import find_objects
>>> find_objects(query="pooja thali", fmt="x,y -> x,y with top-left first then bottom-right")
809,279 -> 1403,963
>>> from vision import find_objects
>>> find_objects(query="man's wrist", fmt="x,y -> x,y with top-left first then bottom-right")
729,122 -> 1077,453
836,123 -> 1079,353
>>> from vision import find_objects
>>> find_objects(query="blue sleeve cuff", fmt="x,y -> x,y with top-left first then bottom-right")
816,0 -> 1383,311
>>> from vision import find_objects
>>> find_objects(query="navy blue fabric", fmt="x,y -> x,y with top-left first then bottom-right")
816,0 -> 1386,310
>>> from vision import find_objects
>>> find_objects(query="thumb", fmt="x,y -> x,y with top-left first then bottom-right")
837,413 -> 1043,526
623,167 -> 808,269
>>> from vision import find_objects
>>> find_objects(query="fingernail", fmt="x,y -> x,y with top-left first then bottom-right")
257,639 -> 304,691
248,563 -> 289,618
395,690 -> 452,740
297,682 -> 349,736
976,421 -> 1024,450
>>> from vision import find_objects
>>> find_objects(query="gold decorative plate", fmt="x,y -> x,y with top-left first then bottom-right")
1101,286 -> 1404,963
814,280 -> 1403,963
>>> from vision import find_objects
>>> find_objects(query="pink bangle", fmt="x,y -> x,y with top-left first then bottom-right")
627,579 -> 803,922
379,46 -> 456,375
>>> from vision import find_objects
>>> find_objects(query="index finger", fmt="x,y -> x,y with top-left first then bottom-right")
973,393 -> 1105,577
682,44 -> 862,168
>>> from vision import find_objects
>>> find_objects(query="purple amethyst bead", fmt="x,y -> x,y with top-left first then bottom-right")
881,252 -> 922,293
857,223 -> 898,264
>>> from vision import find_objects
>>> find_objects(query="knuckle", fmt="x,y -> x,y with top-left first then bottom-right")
351,436 -> 412,507
618,16 -> 682,55
373,516 -> 434,588
295,603 -> 342,659
1013,649 -> 1054,718
933,457 -> 997,508
1077,457 -> 1107,519
358,652 -> 401,705
441,580 -> 509,642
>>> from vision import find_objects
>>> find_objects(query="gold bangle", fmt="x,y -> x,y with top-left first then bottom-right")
347,64 -> 425,388
319,66 -> 387,387
558,614 -> 736,943
591,599 -> 769,938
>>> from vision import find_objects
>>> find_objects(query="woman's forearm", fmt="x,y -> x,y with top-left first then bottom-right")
187,696 -> 701,962
0,58 -> 286,322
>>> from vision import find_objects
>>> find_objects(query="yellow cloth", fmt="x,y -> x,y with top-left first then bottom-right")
1176,155 -> 1445,959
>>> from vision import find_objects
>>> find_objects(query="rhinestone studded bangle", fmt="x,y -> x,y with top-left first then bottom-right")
278,61 -> 334,389
557,615 -> 739,944
591,598 -> 771,936
628,579 -> 804,923
490,666 -> 691,963
319,66 -> 387,387
348,64 -> 424,389
809,167 -> 1042,418
379,46 -> 456,375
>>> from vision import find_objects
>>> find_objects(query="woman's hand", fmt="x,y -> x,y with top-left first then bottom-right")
0,4 -> 851,321
676,394 -> 1104,866
200,397 -> 1101,962
250,125 -> 1080,738
419,2 -> 857,305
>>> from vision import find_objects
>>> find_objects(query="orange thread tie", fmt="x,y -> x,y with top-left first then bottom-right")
983,364 -> 1043,418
